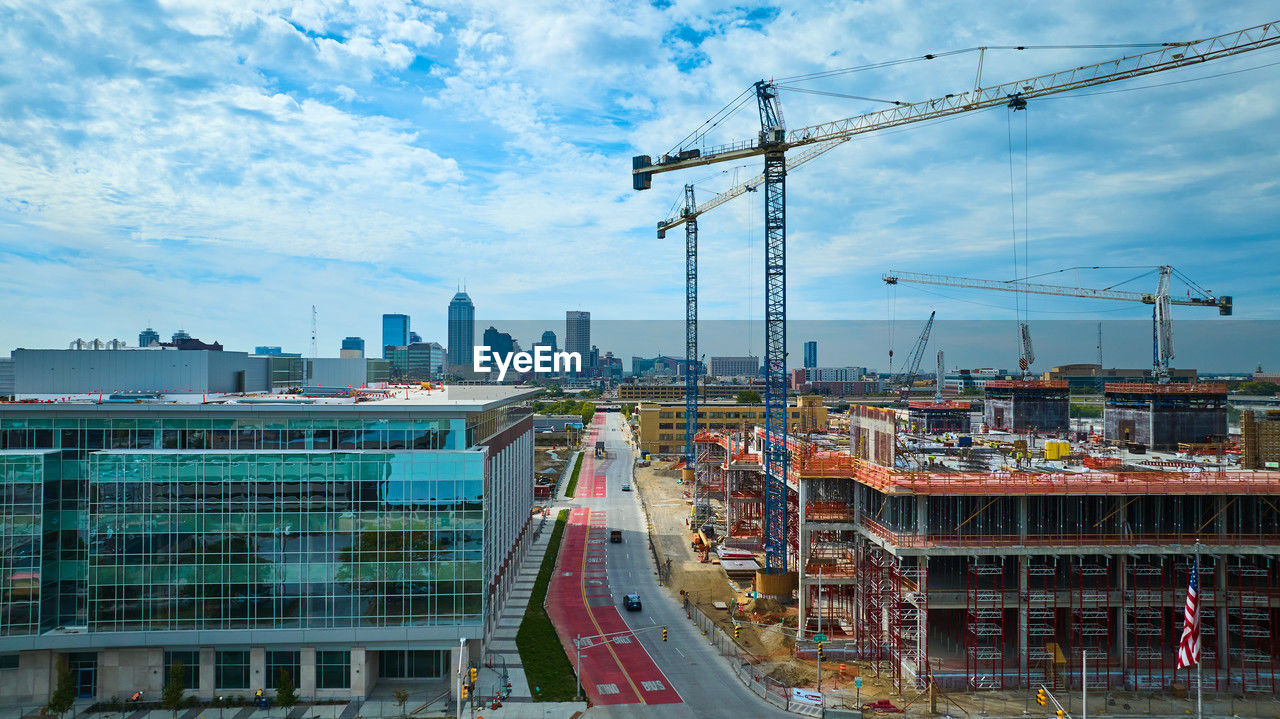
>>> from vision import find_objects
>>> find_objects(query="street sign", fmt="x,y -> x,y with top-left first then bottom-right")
854,677 -> 863,688
813,633 -> 827,642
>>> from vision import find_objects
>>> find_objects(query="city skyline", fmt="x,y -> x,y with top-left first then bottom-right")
1,4 -> 1278,356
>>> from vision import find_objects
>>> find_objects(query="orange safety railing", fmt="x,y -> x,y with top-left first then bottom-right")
1104,382 -> 1228,395
861,516 -> 1280,549
695,430 -> 1280,496
805,501 -> 857,522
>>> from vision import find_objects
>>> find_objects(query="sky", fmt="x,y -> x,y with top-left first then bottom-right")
1,1 -> 1278,370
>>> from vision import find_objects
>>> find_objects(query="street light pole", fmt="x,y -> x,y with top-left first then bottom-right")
575,635 -> 582,702
1082,649 -> 1087,719
456,638 -> 465,719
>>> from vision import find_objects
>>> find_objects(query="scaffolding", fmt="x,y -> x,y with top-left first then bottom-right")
1069,558 -> 1113,690
1023,559 -> 1061,689
1126,557 -> 1169,691
966,559 -> 1006,689
1228,556 -> 1276,693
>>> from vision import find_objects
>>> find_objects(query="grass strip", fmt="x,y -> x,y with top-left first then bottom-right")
515,510 -> 577,702
565,453 -> 584,498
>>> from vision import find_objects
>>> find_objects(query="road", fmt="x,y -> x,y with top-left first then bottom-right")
561,411 -> 794,719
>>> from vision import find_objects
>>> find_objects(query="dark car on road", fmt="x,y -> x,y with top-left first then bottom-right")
610,530 -> 622,543
622,593 -> 642,611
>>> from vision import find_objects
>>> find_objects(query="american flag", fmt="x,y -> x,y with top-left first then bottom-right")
1176,559 -> 1201,669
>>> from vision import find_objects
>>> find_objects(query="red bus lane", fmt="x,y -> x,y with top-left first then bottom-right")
544,416 -> 681,706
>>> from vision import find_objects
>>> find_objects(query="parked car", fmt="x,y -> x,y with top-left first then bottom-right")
610,530 -> 622,543
622,594 -> 642,611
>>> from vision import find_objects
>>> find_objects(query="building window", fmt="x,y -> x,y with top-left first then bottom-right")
380,650 -> 445,679
266,651 -> 300,689
164,651 -> 199,690
216,650 -> 250,690
316,650 -> 350,689
0,654 -> 18,670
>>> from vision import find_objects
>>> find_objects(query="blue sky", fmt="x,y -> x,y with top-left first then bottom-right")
1,1 -> 1277,367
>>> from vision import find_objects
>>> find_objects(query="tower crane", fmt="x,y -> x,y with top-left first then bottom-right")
890,311 -> 936,396
632,21 -> 1278,571
881,266 -> 1232,383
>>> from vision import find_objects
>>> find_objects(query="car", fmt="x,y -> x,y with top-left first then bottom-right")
620,482 -> 632,491
610,530 -> 622,543
622,594 -> 642,611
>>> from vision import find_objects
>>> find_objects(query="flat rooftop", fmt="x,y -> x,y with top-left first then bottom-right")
0,385 -> 541,414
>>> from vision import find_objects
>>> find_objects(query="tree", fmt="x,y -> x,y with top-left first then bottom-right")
46,657 -> 75,718
275,669 -> 298,711
161,661 -> 186,717
734,390 -> 762,405
393,689 -> 410,718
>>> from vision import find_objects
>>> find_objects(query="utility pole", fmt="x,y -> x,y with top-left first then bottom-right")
1082,649 -> 1087,719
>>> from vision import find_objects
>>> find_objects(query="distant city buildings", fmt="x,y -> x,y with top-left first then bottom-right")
631,355 -> 699,377
388,341 -> 445,380
482,326 -> 517,363
803,340 -> 817,369
138,327 -> 160,347
708,355 -> 759,378
381,314 -> 410,359
447,292 -> 475,371
540,330 -> 558,353
255,346 -> 284,355
340,336 -> 365,359
409,331 -> 422,344
171,329 -> 191,343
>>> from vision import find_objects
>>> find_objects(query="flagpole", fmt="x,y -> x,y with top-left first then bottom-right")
1194,542 -> 1202,719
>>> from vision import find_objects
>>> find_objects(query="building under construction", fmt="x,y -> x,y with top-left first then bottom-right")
691,402 -> 1280,694
983,379 -> 1069,433
1104,382 -> 1229,450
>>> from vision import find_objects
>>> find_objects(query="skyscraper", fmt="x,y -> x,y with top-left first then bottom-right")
340,336 -> 365,359
804,340 -> 818,369
447,291 -> 475,371
409,331 -> 422,344
382,314 -> 410,359
565,311 -> 590,367
171,329 -> 191,344
138,327 -> 160,348
540,330 -> 558,353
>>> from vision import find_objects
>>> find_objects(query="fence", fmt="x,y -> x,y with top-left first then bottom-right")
683,598 -> 827,717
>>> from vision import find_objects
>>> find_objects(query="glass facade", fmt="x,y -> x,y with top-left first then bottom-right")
381,315 -> 410,359
1,452 -> 49,636
0,412 -> 498,633
87,450 -> 484,631
316,650 -> 350,689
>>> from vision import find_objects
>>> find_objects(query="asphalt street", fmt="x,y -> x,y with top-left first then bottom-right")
579,412 -> 794,719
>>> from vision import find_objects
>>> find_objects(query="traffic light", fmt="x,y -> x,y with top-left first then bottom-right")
662,627 -> 668,642
460,685 -> 468,699
733,625 -> 740,639
1056,711 -> 1064,719
469,667 -> 477,684
1036,688 -> 1047,707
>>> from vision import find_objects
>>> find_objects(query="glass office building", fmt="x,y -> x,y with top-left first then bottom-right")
0,386 -> 536,702
381,315 -> 410,360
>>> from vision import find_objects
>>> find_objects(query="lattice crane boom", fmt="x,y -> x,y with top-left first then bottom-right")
633,21 -> 1280,185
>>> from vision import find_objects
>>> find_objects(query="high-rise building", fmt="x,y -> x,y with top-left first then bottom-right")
138,327 -> 160,348
171,329 -> 191,344
447,292 -> 475,371
409,331 -> 422,344
382,314 -> 410,359
540,330 -> 558,353
482,327 -> 516,362
340,336 -> 365,359
565,311 -> 590,369
0,386 -> 538,703
388,342 -> 446,379
804,341 -> 818,369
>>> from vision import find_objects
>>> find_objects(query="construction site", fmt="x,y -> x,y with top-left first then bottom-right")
623,19 -> 1280,707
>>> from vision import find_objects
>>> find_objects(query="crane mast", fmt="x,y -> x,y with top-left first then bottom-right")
683,184 -> 708,524
633,20 -> 1273,572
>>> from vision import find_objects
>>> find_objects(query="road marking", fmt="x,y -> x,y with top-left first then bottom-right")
641,680 -> 665,692
596,684 -> 620,695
